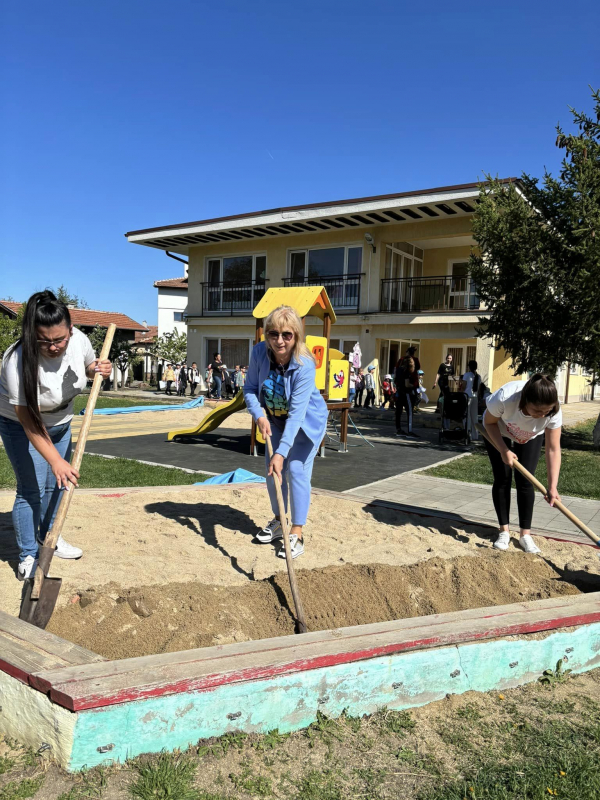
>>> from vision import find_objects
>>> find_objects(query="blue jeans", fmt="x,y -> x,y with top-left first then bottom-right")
212,375 -> 222,399
0,415 -> 72,560
265,425 -> 319,526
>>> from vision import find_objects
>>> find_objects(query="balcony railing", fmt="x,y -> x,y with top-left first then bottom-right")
380,275 -> 480,313
283,273 -> 364,313
200,280 -> 268,316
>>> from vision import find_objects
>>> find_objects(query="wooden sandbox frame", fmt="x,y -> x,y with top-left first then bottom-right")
1,485 -> 600,772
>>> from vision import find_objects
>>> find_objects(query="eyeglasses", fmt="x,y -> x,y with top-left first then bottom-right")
37,336 -> 70,349
267,330 -> 294,342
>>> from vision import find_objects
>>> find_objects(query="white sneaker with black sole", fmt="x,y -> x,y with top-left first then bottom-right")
17,555 -> 38,581
37,535 -> 83,559
256,518 -> 284,544
277,534 -> 304,559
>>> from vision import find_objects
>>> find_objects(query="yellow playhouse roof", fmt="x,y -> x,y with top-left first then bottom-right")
253,286 -> 337,323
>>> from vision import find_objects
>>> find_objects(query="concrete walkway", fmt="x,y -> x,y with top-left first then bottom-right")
345,472 -> 600,542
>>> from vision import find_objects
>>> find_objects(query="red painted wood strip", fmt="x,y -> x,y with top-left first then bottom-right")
33,593 -> 597,693
0,658 -> 31,685
46,605 -> 600,711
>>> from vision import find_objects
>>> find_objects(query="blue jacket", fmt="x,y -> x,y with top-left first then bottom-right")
244,341 -> 328,458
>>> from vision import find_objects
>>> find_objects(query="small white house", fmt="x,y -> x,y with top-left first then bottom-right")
154,276 -> 188,338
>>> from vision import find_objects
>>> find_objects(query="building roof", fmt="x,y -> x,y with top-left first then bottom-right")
125,178 -> 520,254
153,277 -> 188,289
135,325 -> 158,343
0,301 -> 148,332
253,286 -> 336,324
0,301 -> 21,318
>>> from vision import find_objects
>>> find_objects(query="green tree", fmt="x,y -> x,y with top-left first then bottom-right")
153,328 -> 187,365
88,325 -> 141,389
470,87 -> 600,378
0,305 -> 23,357
52,284 -> 89,309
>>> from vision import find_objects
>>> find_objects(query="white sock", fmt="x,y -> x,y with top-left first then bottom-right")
519,534 -> 541,554
494,530 -> 510,550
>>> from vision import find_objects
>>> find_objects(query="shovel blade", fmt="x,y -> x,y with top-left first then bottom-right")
19,577 -> 62,629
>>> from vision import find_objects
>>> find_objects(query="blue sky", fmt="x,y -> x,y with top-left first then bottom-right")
1,0 -> 598,325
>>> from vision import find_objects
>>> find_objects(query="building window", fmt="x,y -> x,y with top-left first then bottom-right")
206,254 -> 266,285
173,312 -> 184,322
205,338 -> 251,372
204,254 -> 266,313
288,245 -> 362,308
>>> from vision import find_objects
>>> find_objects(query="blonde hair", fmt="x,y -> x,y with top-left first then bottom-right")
263,305 -> 313,364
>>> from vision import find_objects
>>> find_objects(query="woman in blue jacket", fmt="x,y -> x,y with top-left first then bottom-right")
244,305 -> 328,559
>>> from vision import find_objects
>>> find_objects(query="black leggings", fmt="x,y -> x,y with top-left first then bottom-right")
484,434 -> 544,529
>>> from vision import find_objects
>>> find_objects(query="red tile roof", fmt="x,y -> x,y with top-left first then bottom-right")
135,325 -> 158,343
154,277 -> 188,289
0,301 -> 147,331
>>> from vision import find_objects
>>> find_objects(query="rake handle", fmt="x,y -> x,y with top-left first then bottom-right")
266,434 -> 308,633
476,422 -> 600,547
31,324 -> 116,599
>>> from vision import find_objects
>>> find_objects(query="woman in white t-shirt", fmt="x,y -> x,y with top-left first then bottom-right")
483,374 -> 562,554
0,291 -> 112,580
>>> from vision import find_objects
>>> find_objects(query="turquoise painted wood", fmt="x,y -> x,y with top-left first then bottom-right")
67,622 -> 600,770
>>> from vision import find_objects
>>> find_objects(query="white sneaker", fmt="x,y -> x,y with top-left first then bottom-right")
493,531 -> 511,550
18,555 -> 38,581
256,518 -> 283,544
519,534 -> 541,554
38,535 -> 83,559
277,534 -> 304,559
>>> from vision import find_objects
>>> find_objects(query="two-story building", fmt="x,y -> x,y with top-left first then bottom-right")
126,180 -> 591,402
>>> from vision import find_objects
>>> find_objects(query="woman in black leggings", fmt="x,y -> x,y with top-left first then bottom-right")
483,374 -> 563,554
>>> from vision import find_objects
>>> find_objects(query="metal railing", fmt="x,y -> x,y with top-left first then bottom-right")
380,275 -> 480,313
200,280 -> 268,315
283,273 -> 364,313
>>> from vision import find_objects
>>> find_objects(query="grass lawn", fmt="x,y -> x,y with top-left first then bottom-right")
1,668 -> 599,799
423,419 -> 600,500
0,450 -> 206,489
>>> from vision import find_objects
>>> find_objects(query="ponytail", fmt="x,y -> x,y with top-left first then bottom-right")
518,373 -> 560,417
15,291 -> 71,437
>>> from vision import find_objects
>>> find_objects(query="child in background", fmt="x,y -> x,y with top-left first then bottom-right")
380,374 -> 394,409
354,368 -> 365,407
349,368 -> 357,405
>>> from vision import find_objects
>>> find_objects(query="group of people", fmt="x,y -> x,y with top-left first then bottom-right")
0,292 -> 567,581
162,362 -> 201,396
206,355 -> 247,400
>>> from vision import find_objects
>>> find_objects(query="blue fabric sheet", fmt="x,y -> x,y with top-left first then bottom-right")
197,468 -> 266,485
80,397 -> 205,415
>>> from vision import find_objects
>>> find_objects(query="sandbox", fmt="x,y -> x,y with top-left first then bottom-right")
1,483 -> 599,771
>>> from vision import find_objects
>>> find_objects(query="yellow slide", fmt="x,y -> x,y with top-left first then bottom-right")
167,391 -> 264,443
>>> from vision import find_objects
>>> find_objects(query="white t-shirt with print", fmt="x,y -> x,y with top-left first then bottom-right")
484,380 -> 562,444
0,328 -> 96,428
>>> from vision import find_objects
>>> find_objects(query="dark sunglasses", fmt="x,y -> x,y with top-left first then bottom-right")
267,330 -> 294,342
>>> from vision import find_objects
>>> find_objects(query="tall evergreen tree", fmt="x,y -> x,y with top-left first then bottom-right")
470,87 -> 600,377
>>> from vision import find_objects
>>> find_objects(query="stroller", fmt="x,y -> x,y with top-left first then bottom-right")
438,391 -> 471,445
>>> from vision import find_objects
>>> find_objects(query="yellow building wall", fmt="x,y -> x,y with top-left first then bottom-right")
565,370 -> 593,402
492,348 -> 519,391
422,246 -> 474,278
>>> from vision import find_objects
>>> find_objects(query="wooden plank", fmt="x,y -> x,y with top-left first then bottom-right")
0,611 -> 105,667
0,634 -> 73,684
34,592 -> 600,711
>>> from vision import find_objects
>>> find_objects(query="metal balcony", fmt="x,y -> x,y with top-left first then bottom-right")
380,275 -> 480,313
283,274 -> 364,314
200,280 -> 268,316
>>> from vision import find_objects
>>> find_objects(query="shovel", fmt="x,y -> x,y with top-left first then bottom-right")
475,422 -> 600,548
19,324 -> 116,627
265,434 -> 308,633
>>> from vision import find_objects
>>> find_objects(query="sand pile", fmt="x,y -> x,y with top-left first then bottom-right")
48,551 -> 589,660
125,404 -> 252,431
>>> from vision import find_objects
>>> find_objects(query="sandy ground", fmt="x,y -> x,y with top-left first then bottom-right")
89,404 -> 254,432
2,484 -> 599,658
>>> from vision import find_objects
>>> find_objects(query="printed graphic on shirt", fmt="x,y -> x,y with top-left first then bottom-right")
262,369 -> 289,418
505,422 -> 537,444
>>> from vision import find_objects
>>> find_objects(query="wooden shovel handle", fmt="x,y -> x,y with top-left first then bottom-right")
476,422 -> 600,547
31,324 -> 116,598
266,434 -> 308,632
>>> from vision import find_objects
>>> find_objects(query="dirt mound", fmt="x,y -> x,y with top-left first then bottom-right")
48,551 -> 584,660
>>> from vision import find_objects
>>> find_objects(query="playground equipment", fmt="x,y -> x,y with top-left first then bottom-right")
168,286 -> 352,453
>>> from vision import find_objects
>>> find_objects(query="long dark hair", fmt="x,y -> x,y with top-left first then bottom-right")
13,291 -> 71,437
518,374 -> 560,417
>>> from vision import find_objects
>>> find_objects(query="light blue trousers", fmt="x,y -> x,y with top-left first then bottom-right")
265,426 -> 319,526
0,415 -> 71,560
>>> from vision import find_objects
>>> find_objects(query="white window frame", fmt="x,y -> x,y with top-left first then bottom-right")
382,242 -> 424,312
447,258 -> 478,310
441,343 -> 477,380
204,252 -> 267,314
202,336 -> 253,374
287,243 -> 363,309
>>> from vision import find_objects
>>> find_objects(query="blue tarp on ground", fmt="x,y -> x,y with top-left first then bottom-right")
80,397 -> 205,415
197,468 -> 266,485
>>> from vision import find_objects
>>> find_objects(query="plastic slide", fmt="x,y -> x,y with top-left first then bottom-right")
168,391 -> 250,441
